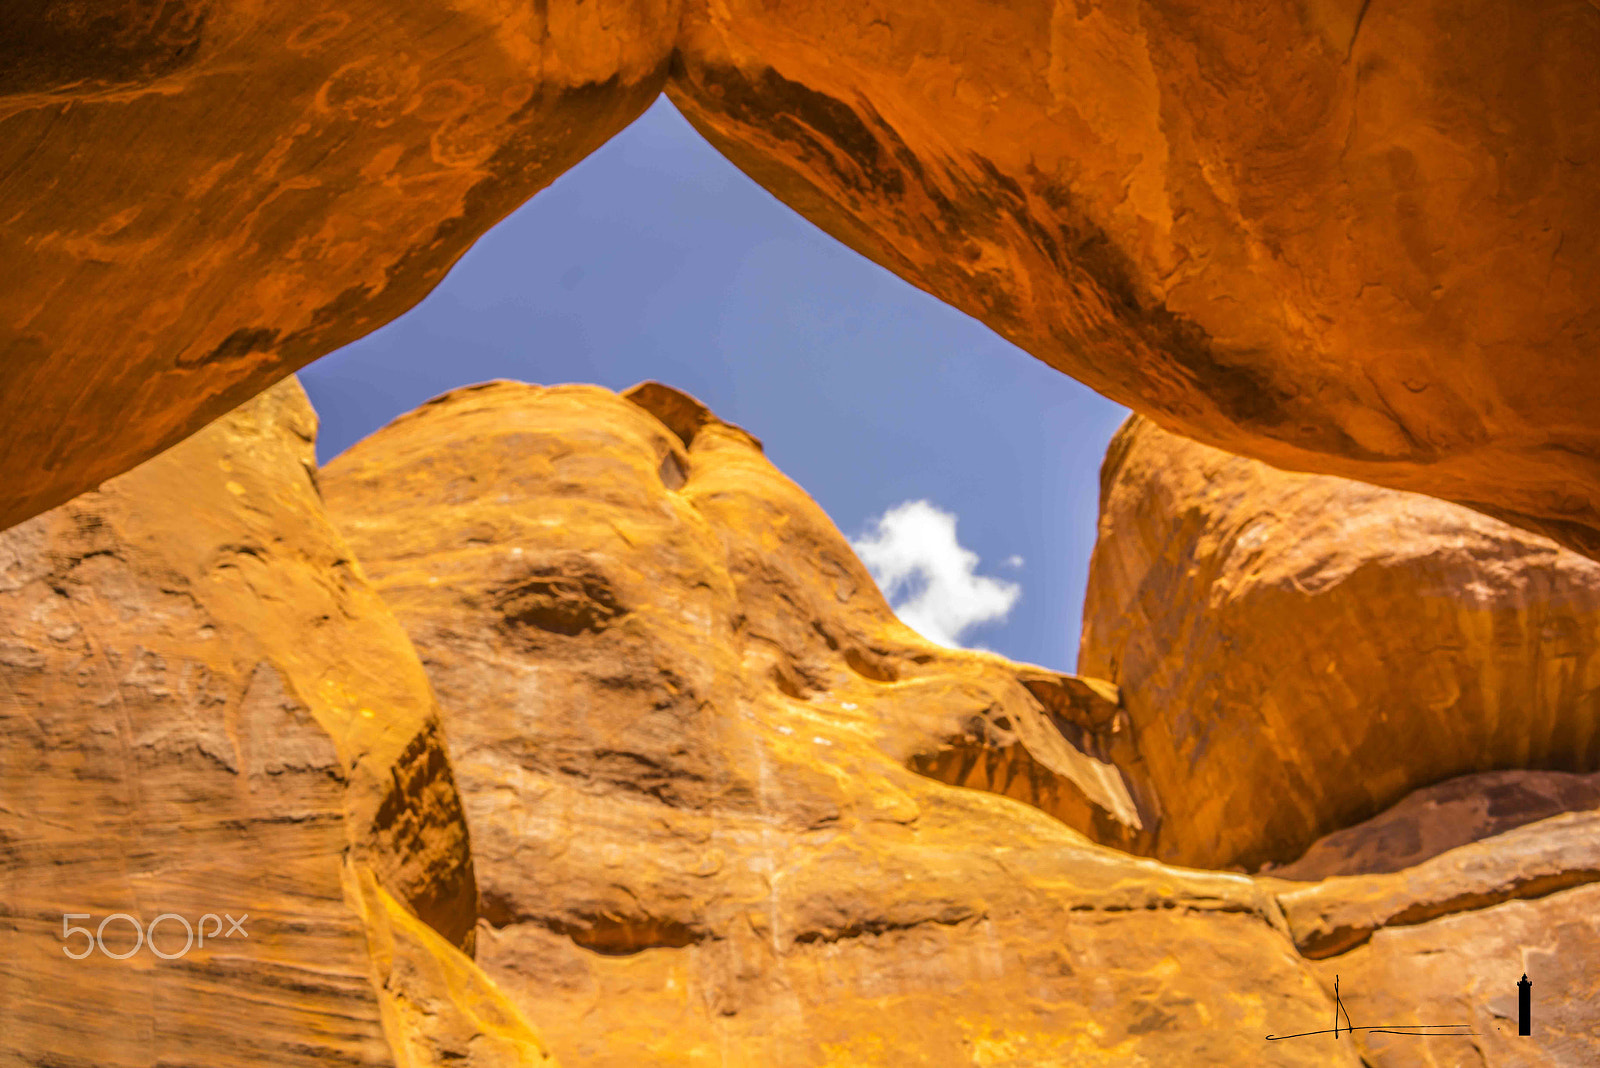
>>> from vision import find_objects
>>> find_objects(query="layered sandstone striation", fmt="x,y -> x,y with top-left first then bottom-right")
1079,414 -> 1600,873
1274,810 -> 1600,959
1271,769 -> 1600,882
5,3 -> 1600,565
320,379 -> 1352,1066
1272,800 -> 1600,1065
0,380 -> 554,1067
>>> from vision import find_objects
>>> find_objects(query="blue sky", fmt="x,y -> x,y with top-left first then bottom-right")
300,97 -> 1128,674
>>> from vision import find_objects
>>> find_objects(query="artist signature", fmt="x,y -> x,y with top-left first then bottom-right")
1266,976 -> 1476,1042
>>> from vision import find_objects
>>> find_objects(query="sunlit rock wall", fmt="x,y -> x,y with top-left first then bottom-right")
1080,414 -> 1600,872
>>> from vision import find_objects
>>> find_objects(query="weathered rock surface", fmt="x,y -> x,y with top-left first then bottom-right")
1270,769 -> 1600,881
6,3 -> 1600,567
1303,882 -> 1600,1066
320,379 -> 1352,1066
0,0 -> 677,530
1273,810 -> 1600,959
9,373 -> 1593,1066
1075,412 -> 1600,1061
0,379 -> 554,1066
669,0 -> 1600,560
1273,783 -> 1600,1064
1079,414 -> 1600,873
1264,790 -> 1600,1065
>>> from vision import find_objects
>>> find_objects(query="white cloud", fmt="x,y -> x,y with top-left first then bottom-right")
1004,554 -> 1024,569
850,500 -> 1021,649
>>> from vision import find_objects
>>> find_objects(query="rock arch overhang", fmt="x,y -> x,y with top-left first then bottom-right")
3,0 -> 1597,558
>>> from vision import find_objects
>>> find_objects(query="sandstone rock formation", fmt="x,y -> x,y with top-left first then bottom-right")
1303,881 -> 1600,1066
1043,403 -> 1600,1065
1079,414 -> 1600,873
0,379 -> 554,1067
0,0 -> 677,530
5,3 -> 1599,566
670,0 -> 1600,558
1270,769 -> 1600,881
319,379 -> 1352,1066
1274,810 -> 1600,959
9,375 -> 1598,1066
1267,800 -> 1600,1064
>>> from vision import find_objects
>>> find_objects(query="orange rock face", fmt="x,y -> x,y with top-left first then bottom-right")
5,3 -> 1600,565
0,0 -> 676,530
9,375 -> 1597,1065
320,380 -> 1352,1066
1078,414 -> 1600,873
669,0 -> 1600,558
1303,882 -> 1600,1066
1264,778 -> 1600,1065
0,379 -> 554,1067
1271,769 -> 1600,882
1276,809 -> 1600,961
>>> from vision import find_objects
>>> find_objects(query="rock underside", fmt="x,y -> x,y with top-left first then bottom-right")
10,379 -> 1593,1066
3,1 -> 1599,563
